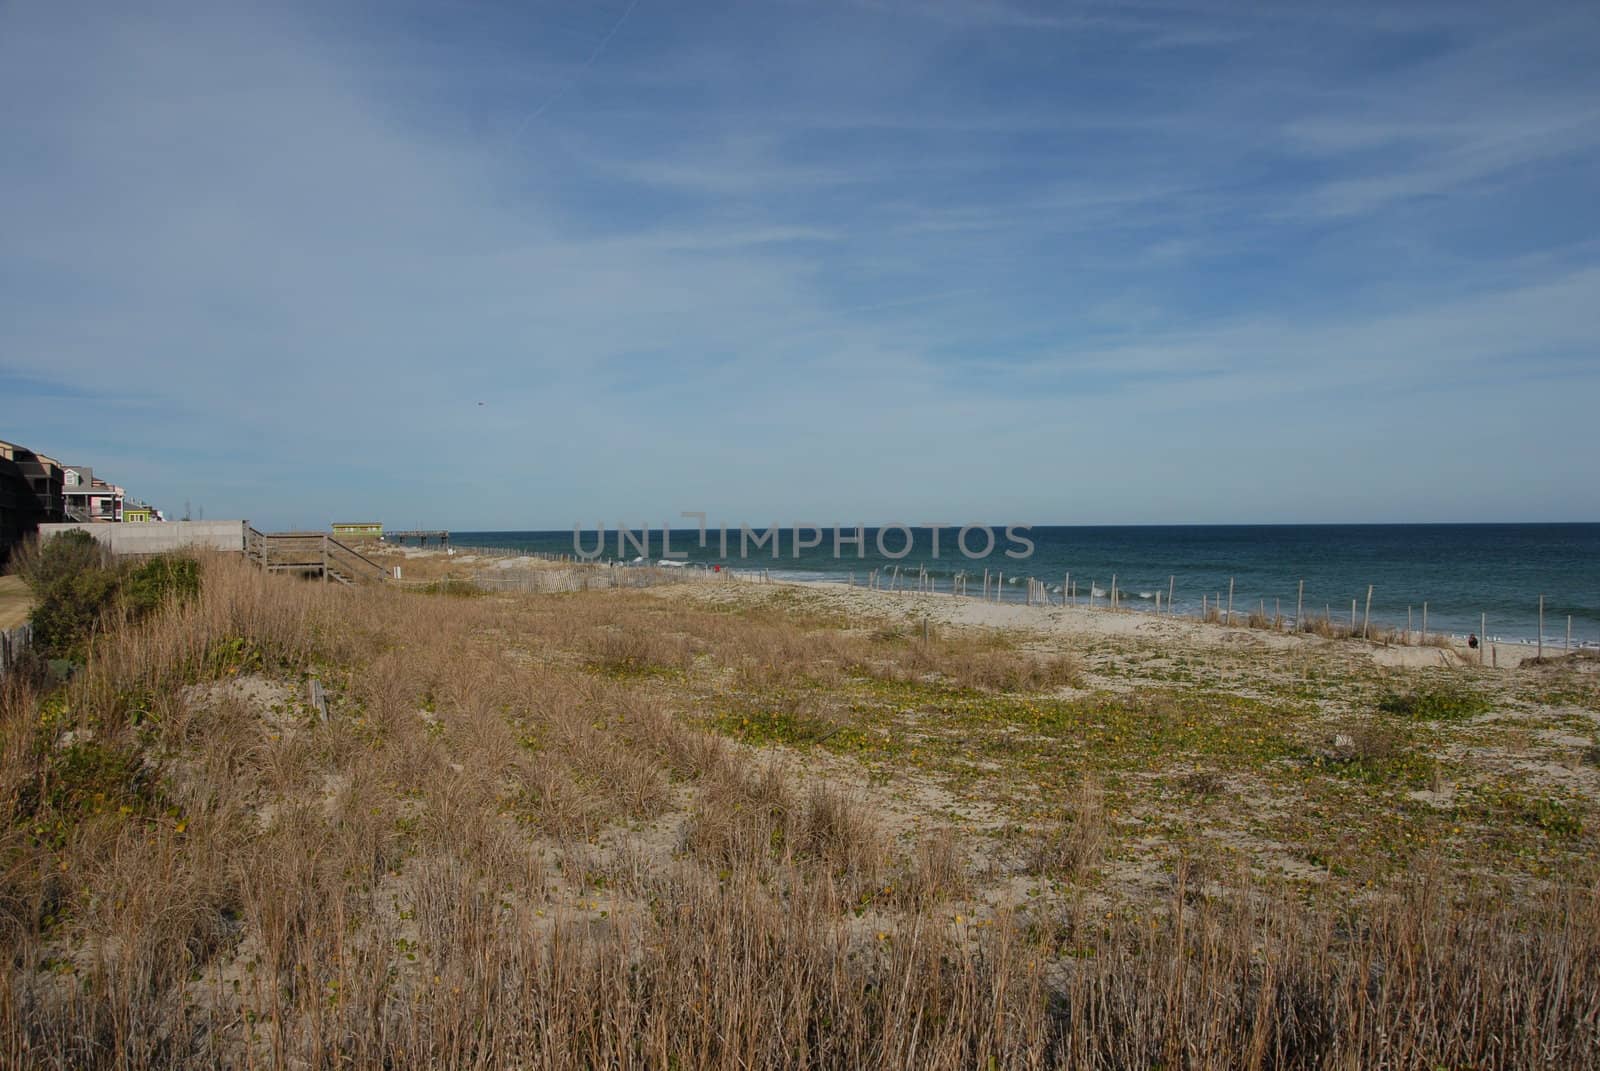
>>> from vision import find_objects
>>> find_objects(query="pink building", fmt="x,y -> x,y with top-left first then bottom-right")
62,466 -> 124,523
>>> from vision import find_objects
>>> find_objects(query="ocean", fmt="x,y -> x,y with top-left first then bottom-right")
445,524 -> 1600,646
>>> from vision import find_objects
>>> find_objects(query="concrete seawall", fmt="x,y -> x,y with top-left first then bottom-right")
39,520 -> 247,554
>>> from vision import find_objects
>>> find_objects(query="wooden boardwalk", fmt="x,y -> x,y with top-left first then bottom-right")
246,529 -> 389,585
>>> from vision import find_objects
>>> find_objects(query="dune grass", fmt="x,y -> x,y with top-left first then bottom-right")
0,555 -> 1597,1068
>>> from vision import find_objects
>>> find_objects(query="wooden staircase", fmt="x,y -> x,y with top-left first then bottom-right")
246,528 -> 389,585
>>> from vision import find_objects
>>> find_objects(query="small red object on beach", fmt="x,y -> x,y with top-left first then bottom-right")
713,565 -> 721,572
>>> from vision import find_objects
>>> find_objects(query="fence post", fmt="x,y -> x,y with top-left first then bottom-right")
0,624 -> 33,680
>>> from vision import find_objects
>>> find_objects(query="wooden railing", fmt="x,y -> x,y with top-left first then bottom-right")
245,526 -> 267,564
245,528 -> 388,585
325,536 -> 389,584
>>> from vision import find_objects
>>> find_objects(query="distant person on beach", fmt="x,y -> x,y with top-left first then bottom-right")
1468,633 -> 1479,650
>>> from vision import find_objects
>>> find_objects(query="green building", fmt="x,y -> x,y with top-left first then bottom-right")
332,522 -> 383,539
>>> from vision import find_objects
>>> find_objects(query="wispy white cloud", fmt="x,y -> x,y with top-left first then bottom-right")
1018,265 -> 1600,397
1,0 -> 1597,525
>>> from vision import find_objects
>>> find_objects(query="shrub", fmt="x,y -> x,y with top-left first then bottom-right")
1312,723 -> 1437,785
12,530 -> 108,591
1378,684 -> 1491,721
417,578 -> 482,598
1181,769 -> 1226,797
23,537 -> 120,659
14,534 -> 201,659
121,556 -> 201,617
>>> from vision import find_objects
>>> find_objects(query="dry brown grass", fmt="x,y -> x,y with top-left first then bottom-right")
1290,612 -> 1458,649
1027,777 -> 1106,880
1,555 -> 1597,1068
898,827 -> 971,908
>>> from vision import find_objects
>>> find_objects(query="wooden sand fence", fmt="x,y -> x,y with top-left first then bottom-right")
444,544 -> 580,564
0,623 -> 33,679
393,545 -> 1593,661
842,567 -> 1590,661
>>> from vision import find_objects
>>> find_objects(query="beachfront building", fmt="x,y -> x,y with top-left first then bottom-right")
333,522 -> 383,539
1,445 -> 167,560
0,438 -> 66,562
63,466 -> 125,523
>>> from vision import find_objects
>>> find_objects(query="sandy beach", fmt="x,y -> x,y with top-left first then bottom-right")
373,543 -> 1562,670
794,579 -> 1559,669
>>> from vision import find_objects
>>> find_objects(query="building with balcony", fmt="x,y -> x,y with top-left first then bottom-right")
1,438 -> 65,564
63,466 -> 125,523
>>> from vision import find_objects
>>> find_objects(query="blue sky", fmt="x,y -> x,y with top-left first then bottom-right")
2,0 -> 1598,529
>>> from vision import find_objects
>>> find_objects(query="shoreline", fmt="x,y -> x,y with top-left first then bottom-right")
765,577 -> 1567,671
789,574 -> 1592,654
432,540 -> 1594,651
381,544 -> 1574,670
